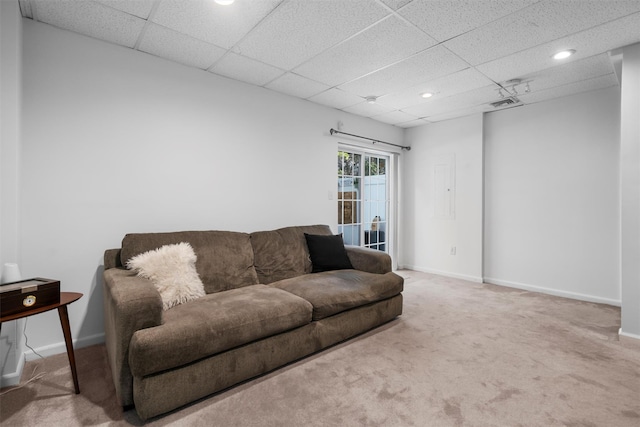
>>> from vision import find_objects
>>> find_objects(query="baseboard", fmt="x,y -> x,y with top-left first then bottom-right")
619,328 -> 640,341
24,332 -> 105,361
0,351 -> 25,388
483,277 -> 621,307
402,265 -> 483,283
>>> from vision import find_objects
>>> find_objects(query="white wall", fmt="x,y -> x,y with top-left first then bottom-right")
0,0 -> 24,387
484,87 -> 621,305
400,114 -> 484,282
13,19 -> 402,364
620,43 -> 640,338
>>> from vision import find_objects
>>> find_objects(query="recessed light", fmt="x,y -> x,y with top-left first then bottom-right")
421,92 -> 433,99
214,0 -> 235,5
553,49 -> 575,60
366,96 -> 377,104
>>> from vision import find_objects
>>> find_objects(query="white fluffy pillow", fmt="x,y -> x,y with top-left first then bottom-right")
126,242 -> 206,310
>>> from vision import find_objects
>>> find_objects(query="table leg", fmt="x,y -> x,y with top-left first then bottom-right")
57,305 -> 80,394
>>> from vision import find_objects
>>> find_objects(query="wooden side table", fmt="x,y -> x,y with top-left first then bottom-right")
0,292 -> 83,394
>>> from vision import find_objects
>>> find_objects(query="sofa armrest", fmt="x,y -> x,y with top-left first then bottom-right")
104,248 -> 123,270
345,245 -> 392,274
103,267 -> 162,406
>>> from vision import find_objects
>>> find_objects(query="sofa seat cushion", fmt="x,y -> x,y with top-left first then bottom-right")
270,270 -> 404,320
128,285 -> 313,377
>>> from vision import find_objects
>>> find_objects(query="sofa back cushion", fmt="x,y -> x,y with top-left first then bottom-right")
120,231 -> 258,294
250,225 -> 332,284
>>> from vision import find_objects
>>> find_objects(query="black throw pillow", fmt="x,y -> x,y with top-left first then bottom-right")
304,233 -> 354,273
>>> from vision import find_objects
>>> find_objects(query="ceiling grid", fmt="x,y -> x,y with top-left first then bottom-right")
19,0 -> 640,127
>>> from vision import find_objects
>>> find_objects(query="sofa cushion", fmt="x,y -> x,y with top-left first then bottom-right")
270,270 -> 404,320
250,225 -> 332,284
121,230 -> 259,294
128,285 -> 313,377
304,233 -> 353,273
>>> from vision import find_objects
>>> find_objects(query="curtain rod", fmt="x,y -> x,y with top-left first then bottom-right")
329,128 -> 411,151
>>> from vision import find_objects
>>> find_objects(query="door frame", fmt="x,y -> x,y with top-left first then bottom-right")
338,144 -> 399,269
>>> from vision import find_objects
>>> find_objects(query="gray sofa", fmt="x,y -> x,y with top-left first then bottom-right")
103,225 -> 403,420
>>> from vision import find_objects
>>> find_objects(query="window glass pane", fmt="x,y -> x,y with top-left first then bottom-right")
352,226 -> 359,245
352,177 -> 361,196
341,151 -> 354,176
353,154 -> 361,176
346,201 -> 355,224
364,201 -> 373,229
377,202 -> 386,223
342,224 -> 361,246
364,156 -> 371,176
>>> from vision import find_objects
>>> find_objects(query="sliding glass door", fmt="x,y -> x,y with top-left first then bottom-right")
338,149 -> 390,252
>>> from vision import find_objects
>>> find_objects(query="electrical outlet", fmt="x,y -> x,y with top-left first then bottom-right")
328,191 -> 333,200
450,246 -> 456,255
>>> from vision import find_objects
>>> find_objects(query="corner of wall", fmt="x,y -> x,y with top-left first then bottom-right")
619,42 -> 640,337
1,0 -> 25,384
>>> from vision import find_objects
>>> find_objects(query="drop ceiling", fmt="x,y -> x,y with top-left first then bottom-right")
19,0 -> 640,127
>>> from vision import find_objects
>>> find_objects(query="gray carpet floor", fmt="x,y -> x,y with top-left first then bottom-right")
1,270 -> 639,426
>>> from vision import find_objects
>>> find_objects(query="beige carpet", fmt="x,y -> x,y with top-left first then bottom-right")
2,270 -> 639,426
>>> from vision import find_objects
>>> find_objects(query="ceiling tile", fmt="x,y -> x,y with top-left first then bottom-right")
371,110 -> 420,125
265,73 -> 330,99
294,15 -> 437,87
343,101 -> 395,118
444,0 -> 640,65
402,85 -> 499,117
426,104 -> 492,123
94,0 -> 155,19
209,52 -> 284,86
377,68 -> 494,109
395,118 -> 430,128
236,0 -> 389,70
476,11 -> 640,83
33,0 -> 145,48
380,0 -> 414,11
517,73 -> 619,105
138,24 -> 226,70
339,45 -> 468,97
517,54 -> 615,94
152,0 -> 283,49
308,89 -> 364,109
399,0 -> 536,42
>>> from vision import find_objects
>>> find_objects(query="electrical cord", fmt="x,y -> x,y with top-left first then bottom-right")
22,317 -> 46,360
0,318 -> 47,395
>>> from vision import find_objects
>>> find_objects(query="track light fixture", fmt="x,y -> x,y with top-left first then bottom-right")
497,78 -> 533,99
504,78 -> 533,96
